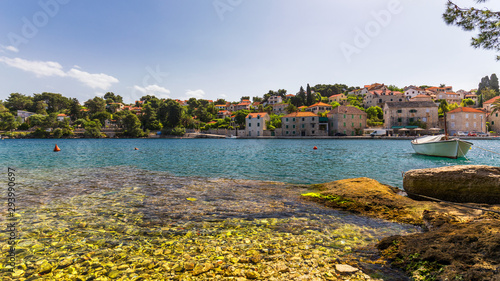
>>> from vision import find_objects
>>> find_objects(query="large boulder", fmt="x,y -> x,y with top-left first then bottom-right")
403,165 -> 500,204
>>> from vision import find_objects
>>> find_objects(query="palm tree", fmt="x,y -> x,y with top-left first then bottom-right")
492,99 -> 500,113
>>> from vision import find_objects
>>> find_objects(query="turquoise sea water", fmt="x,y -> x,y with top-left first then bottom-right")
1,138 -> 499,187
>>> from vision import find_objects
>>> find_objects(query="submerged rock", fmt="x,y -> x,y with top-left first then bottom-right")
403,165 -> 500,204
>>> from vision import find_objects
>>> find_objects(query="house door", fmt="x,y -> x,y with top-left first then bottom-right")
301,131 -> 306,136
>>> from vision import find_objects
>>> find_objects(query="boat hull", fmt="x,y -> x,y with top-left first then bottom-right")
411,139 -> 472,159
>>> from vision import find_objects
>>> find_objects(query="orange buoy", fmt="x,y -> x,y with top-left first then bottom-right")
54,144 -> 61,152
313,146 -> 318,150
134,147 -> 139,150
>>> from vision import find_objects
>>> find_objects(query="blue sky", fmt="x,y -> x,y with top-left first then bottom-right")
1,0 -> 500,104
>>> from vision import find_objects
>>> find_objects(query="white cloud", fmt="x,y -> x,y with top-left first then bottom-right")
0,45 -> 19,53
0,56 -> 119,90
0,56 -> 66,77
67,68 -> 119,90
185,89 -> 206,99
133,84 -> 171,99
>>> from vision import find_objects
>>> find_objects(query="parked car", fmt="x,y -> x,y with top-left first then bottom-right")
457,131 -> 468,137
468,132 -> 477,137
334,132 -> 347,136
477,132 -> 489,137
370,129 -> 387,136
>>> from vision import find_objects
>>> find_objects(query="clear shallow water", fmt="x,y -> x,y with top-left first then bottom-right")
1,138 -> 499,187
0,138 -> 497,279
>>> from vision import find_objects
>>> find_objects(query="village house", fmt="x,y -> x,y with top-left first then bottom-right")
306,102 -> 332,114
355,83 -> 388,96
410,95 -> 433,102
384,101 -> 439,130
487,111 -> 500,133
217,110 -> 232,119
235,99 -> 251,111
465,93 -> 478,104
327,106 -> 367,136
363,90 -> 405,108
251,102 -> 261,110
16,110 -> 36,123
427,86 -> 453,94
56,114 -> 69,122
215,104 -> 227,111
328,94 -> 346,104
245,112 -> 270,137
281,112 -> 325,136
404,86 -> 427,99
483,96 -> 500,112
436,92 -> 461,105
267,95 -> 283,105
447,107 -> 486,135
272,103 -> 288,114
106,102 -> 125,113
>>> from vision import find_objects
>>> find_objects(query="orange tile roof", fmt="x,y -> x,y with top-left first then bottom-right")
448,107 -> 485,114
307,102 -> 332,108
329,94 -> 344,98
283,111 -> 318,118
484,96 -> 500,104
57,114 -> 68,117
246,112 -> 268,118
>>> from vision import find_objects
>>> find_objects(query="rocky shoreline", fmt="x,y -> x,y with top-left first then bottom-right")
302,174 -> 500,280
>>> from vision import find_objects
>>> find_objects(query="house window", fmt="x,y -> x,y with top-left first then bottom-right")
409,109 -> 417,113
312,130 -> 315,134
426,109 -> 430,113
312,124 -> 315,128
397,110 -> 402,113
343,114 -> 346,118
409,118 -> 414,122
466,122 -> 469,128
343,130 -> 347,135
293,118 -> 296,122
293,131 -> 296,135
257,115 -> 260,119
286,131 -> 289,135
302,124 -> 305,128
451,122 -> 455,128
474,114 -> 476,119
302,118 -> 305,121
451,115 -> 455,119
286,118 -> 289,122
359,123 -> 362,127
343,122 -> 346,127
248,116 -> 252,119
351,123 -> 354,127
397,118 -> 402,122
422,117 -> 427,122
257,122 -> 260,127
286,125 -> 289,129
465,114 -> 469,118
360,115 -> 362,119
492,121 -> 495,125
293,125 -> 296,128
249,123 -> 251,127
312,117 -> 315,121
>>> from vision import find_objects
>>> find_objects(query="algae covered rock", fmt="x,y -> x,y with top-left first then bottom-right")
404,165 -> 500,204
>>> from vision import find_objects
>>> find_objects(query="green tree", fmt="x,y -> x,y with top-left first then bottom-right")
387,85 -> 404,92
234,110 -> 250,128
460,98 -> 475,107
438,99 -> 450,116
52,128 -> 64,139
285,103 -> 297,114
141,104 -> 162,130
0,111 -> 19,130
104,92 -> 123,103
160,100 -> 184,127
33,92 -> 71,113
5,93 -> 34,111
92,111 -> 112,127
35,100 -> 48,115
83,120 -> 102,138
215,99 -> 227,105
443,0 -> 500,60
84,97 -> 106,114
366,106 -> 383,120
69,98 -> 82,120
122,112 -> 145,137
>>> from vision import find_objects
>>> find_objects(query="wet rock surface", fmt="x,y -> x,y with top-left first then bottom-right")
305,177 -> 500,280
403,165 -> 500,204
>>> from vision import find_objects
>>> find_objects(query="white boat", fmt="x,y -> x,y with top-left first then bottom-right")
225,135 -> 237,139
411,134 -> 473,159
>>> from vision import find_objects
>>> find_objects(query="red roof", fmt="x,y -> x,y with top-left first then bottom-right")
246,112 -> 269,118
448,107 -> 485,114
307,102 -> 332,108
283,112 -> 318,118
484,96 -> 500,104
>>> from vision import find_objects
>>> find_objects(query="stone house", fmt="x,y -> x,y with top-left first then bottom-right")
272,103 -> 288,115
436,92 -> 461,105
17,110 -> 36,123
383,101 -> 439,129
268,95 -> 283,105
487,111 -> 500,133
245,112 -> 270,137
447,107 -> 487,135
281,112 -> 325,136
483,96 -> 500,113
328,94 -> 346,104
363,91 -> 405,108
327,106 -> 367,136
306,102 -> 332,114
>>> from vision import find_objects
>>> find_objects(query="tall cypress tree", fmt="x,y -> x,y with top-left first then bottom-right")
306,84 -> 313,106
490,73 -> 499,93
